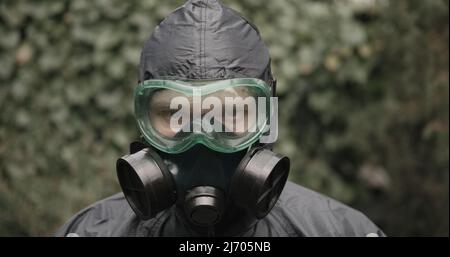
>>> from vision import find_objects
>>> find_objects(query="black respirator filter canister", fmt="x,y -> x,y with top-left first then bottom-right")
116,147 -> 176,220
230,148 -> 290,218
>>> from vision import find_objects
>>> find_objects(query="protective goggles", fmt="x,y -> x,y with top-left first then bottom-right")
134,78 -> 273,153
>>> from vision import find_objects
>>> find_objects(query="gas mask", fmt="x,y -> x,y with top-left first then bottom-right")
116,78 -> 290,228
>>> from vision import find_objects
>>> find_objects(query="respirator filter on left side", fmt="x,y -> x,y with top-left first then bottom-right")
116,147 -> 176,220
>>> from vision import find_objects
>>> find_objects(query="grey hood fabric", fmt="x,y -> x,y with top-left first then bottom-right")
55,0 -> 385,237
55,181 -> 384,237
139,0 -> 273,83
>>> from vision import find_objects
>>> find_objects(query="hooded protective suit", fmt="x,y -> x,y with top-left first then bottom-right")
55,0 -> 384,237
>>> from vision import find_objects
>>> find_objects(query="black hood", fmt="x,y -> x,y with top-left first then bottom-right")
139,0 -> 273,83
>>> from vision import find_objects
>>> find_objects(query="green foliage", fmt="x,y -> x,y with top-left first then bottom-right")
0,0 -> 448,236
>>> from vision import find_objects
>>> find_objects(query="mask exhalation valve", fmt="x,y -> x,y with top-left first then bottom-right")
184,186 -> 225,227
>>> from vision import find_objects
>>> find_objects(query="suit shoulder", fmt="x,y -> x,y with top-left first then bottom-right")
273,181 -> 385,237
54,193 -> 137,237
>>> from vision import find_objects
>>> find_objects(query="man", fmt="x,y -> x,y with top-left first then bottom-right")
56,0 -> 384,237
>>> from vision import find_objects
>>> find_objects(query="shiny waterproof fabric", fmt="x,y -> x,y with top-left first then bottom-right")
55,181 -> 385,237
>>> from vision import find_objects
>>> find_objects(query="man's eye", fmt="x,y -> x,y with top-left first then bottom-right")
164,109 -> 176,117
152,109 -> 170,119
161,108 -> 184,118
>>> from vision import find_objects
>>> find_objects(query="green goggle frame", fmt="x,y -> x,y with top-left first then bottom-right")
134,78 -> 273,153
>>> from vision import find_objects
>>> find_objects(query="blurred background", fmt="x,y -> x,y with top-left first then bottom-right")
0,0 -> 448,236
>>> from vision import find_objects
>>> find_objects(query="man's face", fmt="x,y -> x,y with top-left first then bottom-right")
148,85 -> 257,139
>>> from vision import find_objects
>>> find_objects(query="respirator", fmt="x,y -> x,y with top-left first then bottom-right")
116,78 -> 290,227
